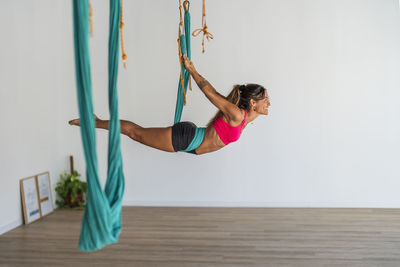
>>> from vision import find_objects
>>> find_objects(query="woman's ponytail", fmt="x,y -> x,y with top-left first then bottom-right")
226,84 -> 242,106
206,83 -> 266,127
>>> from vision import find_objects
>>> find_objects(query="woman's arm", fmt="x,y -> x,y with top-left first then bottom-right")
182,55 -> 242,122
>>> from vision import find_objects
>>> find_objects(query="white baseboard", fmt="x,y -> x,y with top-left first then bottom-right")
0,218 -> 23,235
122,200 -> 400,208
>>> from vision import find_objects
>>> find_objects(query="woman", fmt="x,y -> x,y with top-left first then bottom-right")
69,55 -> 271,155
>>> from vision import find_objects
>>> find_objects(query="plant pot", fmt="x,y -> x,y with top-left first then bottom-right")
64,189 -> 83,208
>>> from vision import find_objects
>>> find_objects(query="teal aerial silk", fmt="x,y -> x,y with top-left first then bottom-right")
72,0 -> 125,252
174,6 -> 205,151
181,127 -> 205,152
174,8 -> 191,124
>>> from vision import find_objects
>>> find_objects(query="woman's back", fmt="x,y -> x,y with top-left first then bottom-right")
195,110 -> 247,155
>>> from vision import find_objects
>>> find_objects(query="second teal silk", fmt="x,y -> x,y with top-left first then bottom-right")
72,0 -> 125,252
174,6 -> 205,151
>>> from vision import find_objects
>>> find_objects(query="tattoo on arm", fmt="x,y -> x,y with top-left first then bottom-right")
198,78 -> 211,90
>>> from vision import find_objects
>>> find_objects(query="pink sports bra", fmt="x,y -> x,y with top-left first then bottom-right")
213,110 -> 247,145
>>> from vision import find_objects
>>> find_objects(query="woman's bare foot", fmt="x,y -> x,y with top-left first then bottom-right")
69,115 -> 101,126
68,118 -> 80,126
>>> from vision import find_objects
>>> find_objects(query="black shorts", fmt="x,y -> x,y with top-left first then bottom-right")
171,122 -> 198,154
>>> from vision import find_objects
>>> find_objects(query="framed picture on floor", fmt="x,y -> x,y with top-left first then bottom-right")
20,172 -> 54,224
20,175 -> 41,224
37,172 -> 54,217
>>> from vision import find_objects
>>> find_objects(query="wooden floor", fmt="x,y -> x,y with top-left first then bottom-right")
1,207 -> 400,267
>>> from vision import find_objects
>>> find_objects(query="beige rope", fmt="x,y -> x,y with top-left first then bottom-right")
120,0 -> 127,69
178,0 -> 186,104
192,0 -> 213,53
183,0 -> 192,91
89,1 -> 93,36
88,1 -> 127,69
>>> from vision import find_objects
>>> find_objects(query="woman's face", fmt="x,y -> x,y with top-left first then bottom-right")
253,92 -> 271,115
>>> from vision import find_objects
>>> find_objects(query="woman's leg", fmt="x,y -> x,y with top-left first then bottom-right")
69,117 -> 175,152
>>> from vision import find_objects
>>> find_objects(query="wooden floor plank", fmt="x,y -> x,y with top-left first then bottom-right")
1,207 -> 400,266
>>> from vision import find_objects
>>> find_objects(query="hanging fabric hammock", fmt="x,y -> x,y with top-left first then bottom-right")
174,0 -> 192,124
72,0 -> 125,252
174,1 -> 205,152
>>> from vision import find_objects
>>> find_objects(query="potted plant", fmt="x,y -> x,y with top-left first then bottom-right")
55,170 -> 87,209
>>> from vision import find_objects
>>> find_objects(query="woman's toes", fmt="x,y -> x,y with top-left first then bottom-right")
69,119 -> 80,126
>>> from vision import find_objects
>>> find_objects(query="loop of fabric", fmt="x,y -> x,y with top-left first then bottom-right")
72,0 -> 125,252
182,127 -> 206,152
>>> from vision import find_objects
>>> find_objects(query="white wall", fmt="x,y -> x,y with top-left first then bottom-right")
0,1 -> 83,234
1,0 -> 400,234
